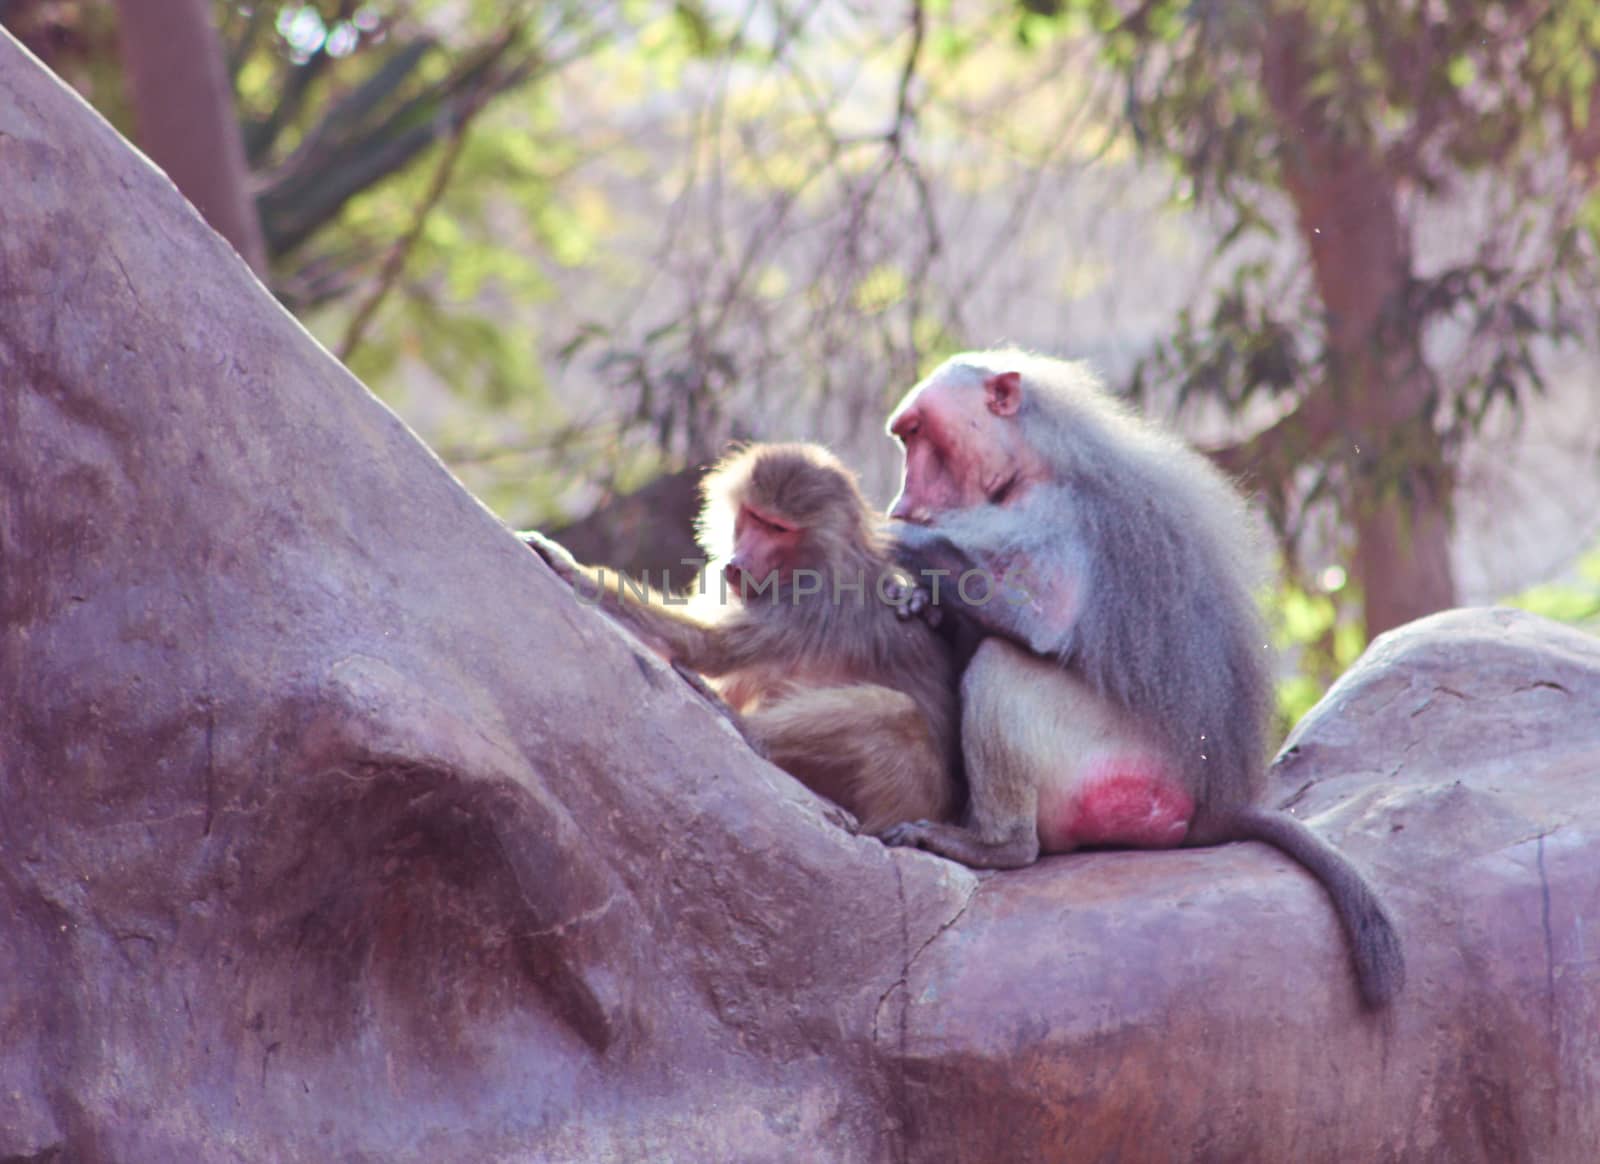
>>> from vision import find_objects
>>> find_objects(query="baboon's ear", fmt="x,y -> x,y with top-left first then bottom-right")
984,372 -> 1022,417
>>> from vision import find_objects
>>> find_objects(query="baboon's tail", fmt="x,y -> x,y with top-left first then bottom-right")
1228,807 -> 1405,1009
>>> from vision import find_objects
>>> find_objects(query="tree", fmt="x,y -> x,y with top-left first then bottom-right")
1033,0 -> 1600,638
0,1 -> 624,410
113,0 -> 268,271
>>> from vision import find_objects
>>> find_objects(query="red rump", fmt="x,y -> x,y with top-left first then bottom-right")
1041,756 -> 1193,851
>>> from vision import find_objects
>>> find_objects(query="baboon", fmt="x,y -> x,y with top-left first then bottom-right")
530,442 -> 959,834
882,350 -> 1404,1009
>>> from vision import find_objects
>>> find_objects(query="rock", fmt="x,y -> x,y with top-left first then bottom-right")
2,27 -> 1598,1163
897,607 -> 1600,1162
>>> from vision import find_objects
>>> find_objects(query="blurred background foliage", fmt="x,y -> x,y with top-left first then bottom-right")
5,0 -> 1598,730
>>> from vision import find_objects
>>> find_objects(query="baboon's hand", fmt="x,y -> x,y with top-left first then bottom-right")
822,801 -> 862,835
878,820 -> 935,849
521,531 -> 581,586
885,579 -> 944,628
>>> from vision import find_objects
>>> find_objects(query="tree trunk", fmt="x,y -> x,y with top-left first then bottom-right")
112,0 -> 267,274
1261,15 -> 1457,637
2,27 -> 1597,1163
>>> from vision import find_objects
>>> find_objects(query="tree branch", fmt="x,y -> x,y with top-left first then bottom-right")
333,32 -> 519,363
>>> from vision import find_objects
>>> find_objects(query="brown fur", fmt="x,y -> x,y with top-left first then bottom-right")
531,443 -> 959,834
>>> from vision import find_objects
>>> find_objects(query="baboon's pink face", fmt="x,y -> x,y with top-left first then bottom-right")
887,368 -> 1027,522
723,504 -> 803,592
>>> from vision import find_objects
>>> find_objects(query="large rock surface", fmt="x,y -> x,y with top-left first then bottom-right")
2,28 -> 1598,1163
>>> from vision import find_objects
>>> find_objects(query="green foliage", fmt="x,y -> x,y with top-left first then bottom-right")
1130,259 -> 1305,414
1269,537 -> 1600,737
212,1 -> 632,467
1266,572 -> 1366,734
853,265 -> 909,315
1506,543 -> 1600,631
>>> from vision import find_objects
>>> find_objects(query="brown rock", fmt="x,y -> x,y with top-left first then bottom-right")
898,607 -> 1600,1162
2,28 -> 1598,1163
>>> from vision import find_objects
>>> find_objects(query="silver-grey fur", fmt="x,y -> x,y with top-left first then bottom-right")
887,349 -> 1405,1009
925,351 -> 1269,838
